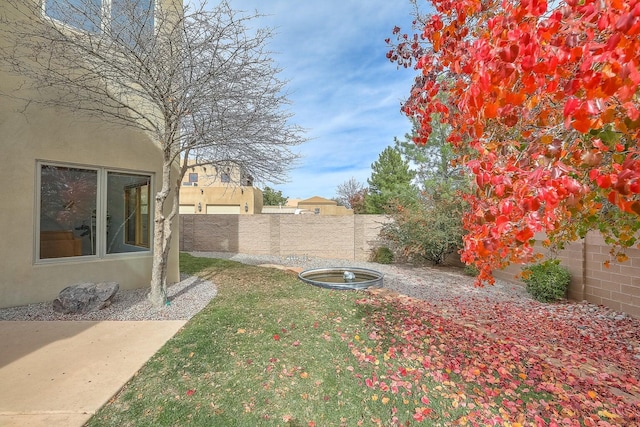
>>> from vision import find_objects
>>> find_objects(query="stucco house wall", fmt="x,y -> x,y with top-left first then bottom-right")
0,0 -> 180,308
296,196 -> 354,216
179,163 -> 264,215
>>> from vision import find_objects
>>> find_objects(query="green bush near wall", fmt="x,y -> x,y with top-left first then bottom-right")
522,259 -> 571,303
371,246 -> 394,264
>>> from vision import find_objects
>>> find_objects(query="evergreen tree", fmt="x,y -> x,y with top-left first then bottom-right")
394,117 -> 469,198
365,146 -> 416,214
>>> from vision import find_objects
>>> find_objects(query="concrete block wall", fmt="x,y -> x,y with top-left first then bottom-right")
492,231 -> 640,317
584,232 -> 640,317
179,214 -> 389,261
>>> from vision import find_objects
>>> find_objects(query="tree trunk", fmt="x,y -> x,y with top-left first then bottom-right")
148,158 -> 174,308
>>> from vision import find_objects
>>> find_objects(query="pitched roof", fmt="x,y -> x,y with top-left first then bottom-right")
298,196 -> 337,206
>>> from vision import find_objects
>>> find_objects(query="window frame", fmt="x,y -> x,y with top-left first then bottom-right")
35,161 -> 154,264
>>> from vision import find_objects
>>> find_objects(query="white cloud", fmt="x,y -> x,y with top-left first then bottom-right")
230,0 -> 420,199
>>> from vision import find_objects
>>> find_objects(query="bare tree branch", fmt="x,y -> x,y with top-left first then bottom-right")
0,0 -> 306,306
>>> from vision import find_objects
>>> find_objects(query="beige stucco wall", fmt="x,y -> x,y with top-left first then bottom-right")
180,214 -> 389,261
0,1 -> 180,308
296,196 -> 354,216
295,203 -> 354,215
180,186 -> 263,215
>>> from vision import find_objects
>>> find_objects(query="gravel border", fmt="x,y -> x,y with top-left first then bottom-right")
0,275 -> 217,321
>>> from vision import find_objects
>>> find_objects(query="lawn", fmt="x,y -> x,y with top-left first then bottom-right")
87,253 -> 640,426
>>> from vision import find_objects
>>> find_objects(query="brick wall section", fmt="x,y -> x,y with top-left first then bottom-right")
584,232 -> 640,317
492,231 -> 640,317
179,214 -> 389,261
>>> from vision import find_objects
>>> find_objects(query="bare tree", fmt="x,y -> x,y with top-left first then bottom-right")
335,177 -> 367,213
0,0 -> 305,306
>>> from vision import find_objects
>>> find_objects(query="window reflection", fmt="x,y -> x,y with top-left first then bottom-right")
40,165 -> 98,258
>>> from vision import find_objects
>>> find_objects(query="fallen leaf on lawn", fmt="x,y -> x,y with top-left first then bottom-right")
597,410 -> 619,419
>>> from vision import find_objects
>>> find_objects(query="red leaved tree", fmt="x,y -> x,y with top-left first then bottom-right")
388,0 -> 640,284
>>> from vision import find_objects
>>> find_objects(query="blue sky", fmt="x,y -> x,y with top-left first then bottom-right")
230,0 -> 420,200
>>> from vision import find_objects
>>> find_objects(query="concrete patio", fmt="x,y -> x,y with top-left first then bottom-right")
0,320 -> 186,427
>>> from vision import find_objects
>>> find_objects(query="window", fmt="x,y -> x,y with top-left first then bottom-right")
38,163 -> 152,260
44,0 -> 154,42
108,172 -> 150,253
124,181 -> 150,248
183,172 -> 198,186
45,0 -> 102,32
221,173 -> 230,183
39,165 -> 98,258
111,0 -> 154,44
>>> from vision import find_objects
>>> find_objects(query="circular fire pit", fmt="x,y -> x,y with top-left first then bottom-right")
298,267 -> 383,290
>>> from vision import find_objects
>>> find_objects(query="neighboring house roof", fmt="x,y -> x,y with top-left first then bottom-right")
298,196 -> 337,206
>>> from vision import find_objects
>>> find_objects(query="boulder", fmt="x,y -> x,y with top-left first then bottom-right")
53,282 -> 119,314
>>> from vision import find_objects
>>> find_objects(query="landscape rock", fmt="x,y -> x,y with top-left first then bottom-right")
53,282 -> 119,314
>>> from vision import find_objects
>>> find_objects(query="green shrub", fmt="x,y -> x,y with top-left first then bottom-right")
380,189 -> 468,265
521,259 -> 571,303
371,246 -> 394,264
463,264 -> 479,277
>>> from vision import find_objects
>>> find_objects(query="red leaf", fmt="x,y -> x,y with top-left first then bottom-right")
515,227 -> 534,243
564,98 -> 580,118
572,117 -> 593,133
596,174 -> 612,189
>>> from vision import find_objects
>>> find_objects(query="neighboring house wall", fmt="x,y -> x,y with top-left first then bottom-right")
493,231 -> 640,317
297,196 -> 354,216
180,214 -> 388,261
262,206 -> 299,214
296,203 -> 353,216
180,186 -> 263,215
262,196 -> 354,216
179,164 -> 263,214
0,0 -> 180,308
